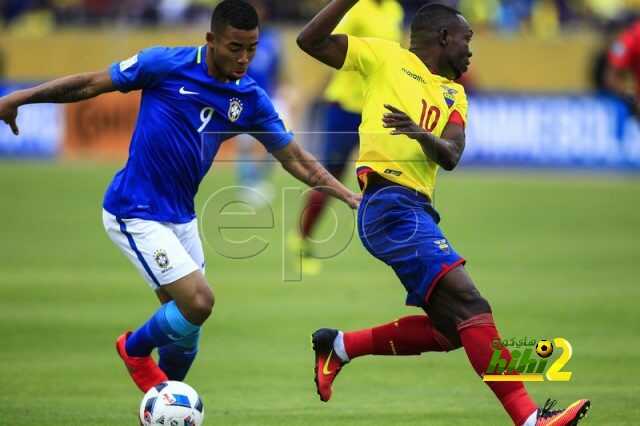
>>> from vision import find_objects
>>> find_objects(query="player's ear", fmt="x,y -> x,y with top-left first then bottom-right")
439,28 -> 449,47
206,31 -> 216,47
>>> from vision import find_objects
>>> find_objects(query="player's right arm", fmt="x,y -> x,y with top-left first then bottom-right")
296,0 -> 359,69
0,71 -> 115,135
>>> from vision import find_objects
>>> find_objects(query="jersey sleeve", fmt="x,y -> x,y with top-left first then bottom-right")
341,36 -> 392,77
249,89 -> 293,152
448,85 -> 468,128
109,47 -> 173,93
334,7 -> 358,35
608,29 -> 636,70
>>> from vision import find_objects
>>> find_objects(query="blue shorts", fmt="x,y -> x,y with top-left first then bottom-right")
357,179 -> 466,307
322,103 -> 360,168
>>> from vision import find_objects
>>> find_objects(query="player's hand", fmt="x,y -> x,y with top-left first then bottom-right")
345,191 -> 362,209
382,104 -> 423,140
0,96 -> 19,135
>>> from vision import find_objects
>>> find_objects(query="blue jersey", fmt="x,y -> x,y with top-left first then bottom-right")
103,46 -> 293,223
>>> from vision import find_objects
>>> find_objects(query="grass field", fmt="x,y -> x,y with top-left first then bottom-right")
0,161 -> 639,425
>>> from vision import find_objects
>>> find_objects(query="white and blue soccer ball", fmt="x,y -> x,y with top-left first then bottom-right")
139,381 -> 204,426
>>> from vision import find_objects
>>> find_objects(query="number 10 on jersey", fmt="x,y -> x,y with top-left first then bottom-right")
420,100 -> 441,132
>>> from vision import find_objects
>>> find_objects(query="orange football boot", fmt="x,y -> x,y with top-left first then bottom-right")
312,328 -> 348,402
535,398 -> 591,426
115,332 -> 168,392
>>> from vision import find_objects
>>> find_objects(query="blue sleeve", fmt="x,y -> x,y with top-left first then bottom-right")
250,90 -> 293,152
109,47 -> 172,93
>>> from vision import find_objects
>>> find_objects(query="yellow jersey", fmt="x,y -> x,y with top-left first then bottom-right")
324,0 -> 404,113
341,36 -> 468,200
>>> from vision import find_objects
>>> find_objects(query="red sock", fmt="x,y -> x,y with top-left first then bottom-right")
343,315 -> 453,359
458,314 -> 537,426
300,190 -> 329,238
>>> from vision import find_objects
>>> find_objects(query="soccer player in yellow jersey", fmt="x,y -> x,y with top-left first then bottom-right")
297,2 -> 591,425
294,0 -> 404,274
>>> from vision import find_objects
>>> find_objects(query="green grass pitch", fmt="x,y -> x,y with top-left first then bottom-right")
0,161 -> 638,425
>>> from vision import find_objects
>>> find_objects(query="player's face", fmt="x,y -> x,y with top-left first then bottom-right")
446,17 -> 473,79
208,25 -> 259,80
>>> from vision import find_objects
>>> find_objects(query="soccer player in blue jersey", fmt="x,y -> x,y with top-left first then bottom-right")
0,0 -> 360,393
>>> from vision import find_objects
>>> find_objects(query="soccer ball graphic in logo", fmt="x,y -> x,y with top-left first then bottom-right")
139,381 -> 204,426
535,339 -> 554,358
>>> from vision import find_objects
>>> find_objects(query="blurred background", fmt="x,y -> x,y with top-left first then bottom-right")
1,1 -> 640,425
1,0 -> 640,162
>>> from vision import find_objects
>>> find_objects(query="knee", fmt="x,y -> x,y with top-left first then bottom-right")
188,288 -> 214,325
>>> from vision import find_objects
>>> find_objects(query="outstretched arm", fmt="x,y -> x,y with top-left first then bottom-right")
383,104 -> 466,171
0,70 -> 115,135
272,140 -> 361,209
296,0 -> 358,69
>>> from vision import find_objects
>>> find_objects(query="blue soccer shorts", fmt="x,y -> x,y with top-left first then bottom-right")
357,180 -> 466,307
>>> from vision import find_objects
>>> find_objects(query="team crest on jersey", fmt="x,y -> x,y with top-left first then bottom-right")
441,85 -> 457,109
434,239 -> 450,253
154,249 -> 172,273
228,97 -> 243,122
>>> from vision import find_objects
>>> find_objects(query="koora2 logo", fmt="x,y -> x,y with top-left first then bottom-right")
483,337 -> 573,382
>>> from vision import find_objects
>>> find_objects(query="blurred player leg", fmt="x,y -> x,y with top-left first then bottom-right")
236,134 -> 275,208
291,103 -> 360,274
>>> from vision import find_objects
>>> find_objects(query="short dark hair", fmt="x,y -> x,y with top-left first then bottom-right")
211,0 -> 259,33
411,3 -> 463,42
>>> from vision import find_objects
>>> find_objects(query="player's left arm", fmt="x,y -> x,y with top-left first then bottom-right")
382,104 -> 465,171
272,141 -> 361,209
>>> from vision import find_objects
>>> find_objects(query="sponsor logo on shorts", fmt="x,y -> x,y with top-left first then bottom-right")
154,249 -> 172,273
434,239 -> 450,253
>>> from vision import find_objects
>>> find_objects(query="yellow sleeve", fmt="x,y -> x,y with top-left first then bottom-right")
334,9 -> 357,34
341,36 -> 394,77
452,85 -> 469,126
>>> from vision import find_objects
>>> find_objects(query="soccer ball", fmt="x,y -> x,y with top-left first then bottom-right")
535,339 -> 554,358
139,381 -> 204,426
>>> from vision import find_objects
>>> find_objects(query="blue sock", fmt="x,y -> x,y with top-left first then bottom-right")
126,301 -> 200,357
158,331 -> 200,381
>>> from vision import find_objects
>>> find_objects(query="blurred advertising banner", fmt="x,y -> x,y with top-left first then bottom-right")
62,91 -> 234,160
0,83 -> 63,158
465,95 -> 640,169
64,91 -> 140,160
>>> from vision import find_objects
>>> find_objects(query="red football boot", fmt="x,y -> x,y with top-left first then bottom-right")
312,328 -> 348,402
535,399 -> 591,426
115,332 -> 168,392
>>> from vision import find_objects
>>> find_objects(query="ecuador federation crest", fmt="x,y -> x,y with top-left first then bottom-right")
441,85 -> 457,109
228,97 -> 243,122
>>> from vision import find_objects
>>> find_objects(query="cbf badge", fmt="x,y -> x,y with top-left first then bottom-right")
154,249 -> 172,273
228,97 -> 243,122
